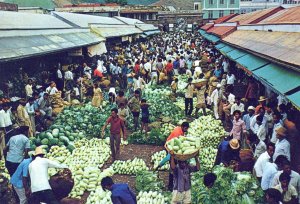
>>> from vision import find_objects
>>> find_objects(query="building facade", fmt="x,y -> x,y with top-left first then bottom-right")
201,0 -> 240,20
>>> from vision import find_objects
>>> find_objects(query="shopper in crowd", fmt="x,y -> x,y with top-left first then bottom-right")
184,78 -> 194,117
25,97 -> 36,136
274,173 -> 298,203
230,97 -> 245,116
255,96 -> 270,115
128,90 -> 141,131
247,133 -> 266,159
265,188 -> 283,204
116,90 -> 128,108
271,159 -> 300,203
261,155 -> 288,191
91,83 -> 103,109
140,99 -> 150,133
195,82 -> 207,118
243,106 -> 255,131
254,143 -> 275,182
55,66 -> 63,91
230,110 -> 247,141
214,138 -> 241,167
25,79 -> 33,99
0,102 -> 13,159
10,156 -> 32,204
29,146 -> 68,204
37,93 -> 52,120
101,176 -> 136,204
3,126 -> 30,176
102,108 -> 125,162
16,99 -> 33,137
210,84 -> 222,120
273,126 -> 291,162
46,81 -> 59,95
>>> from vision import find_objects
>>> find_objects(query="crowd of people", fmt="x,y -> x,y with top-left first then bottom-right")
0,31 -> 299,204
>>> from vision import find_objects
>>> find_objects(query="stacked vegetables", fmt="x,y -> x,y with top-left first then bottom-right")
0,160 -> 9,180
199,147 -> 218,171
112,158 -> 148,175
166,136 -> 199,155
136,171 -> 164,192
137,191 -> 169,204
151,150 -> 169,170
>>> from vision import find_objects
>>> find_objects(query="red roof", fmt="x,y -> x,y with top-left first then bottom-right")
207,26 -> 236,38
227,7 -> 284,25
258,6 -> 300,24
201,24 -> 214,31
214,14 -> 238,24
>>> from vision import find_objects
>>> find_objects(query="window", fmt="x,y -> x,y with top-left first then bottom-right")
230,0 -> 235,4
219,10 -> 224,17
149,13 -> 153,20
141,14 -> 146,20
208,11 -> 213,19
230,10 -> 235,14
195,4 -> 199,10
209,0 -> 213,5
220,0 -> 224,4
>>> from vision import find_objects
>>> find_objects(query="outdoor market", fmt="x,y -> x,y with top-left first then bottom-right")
0,6 -> 300,204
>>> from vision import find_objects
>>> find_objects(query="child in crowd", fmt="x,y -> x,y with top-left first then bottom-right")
140,99 -> 150,133
118,103 -> 129,126
274,173 -> 298,203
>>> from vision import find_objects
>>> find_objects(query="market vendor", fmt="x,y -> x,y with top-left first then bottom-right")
214,138 -> 241,167
170,152 -> 200,204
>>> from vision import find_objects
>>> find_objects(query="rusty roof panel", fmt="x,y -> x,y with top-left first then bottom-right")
227,7 -> 283,25
201,24 -> 214,31
258,6 -> 300,24
207,26 -> 236,38
223,30 -> 300,67
214,14 -> 238,24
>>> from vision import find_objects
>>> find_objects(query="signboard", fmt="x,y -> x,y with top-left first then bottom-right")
88,42 -> 107,56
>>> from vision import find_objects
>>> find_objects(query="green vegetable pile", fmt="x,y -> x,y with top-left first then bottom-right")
111,158 -> 149,175
191,165 -> 264,204
136,171 -> 164,192
151,150 -> 169,171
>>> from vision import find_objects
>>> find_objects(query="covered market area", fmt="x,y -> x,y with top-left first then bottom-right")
1,5 -> 300,204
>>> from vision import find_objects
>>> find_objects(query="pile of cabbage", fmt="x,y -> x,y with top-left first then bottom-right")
191,165 -> 264,204
137,191 -> 169,204
111,158 -> 149,175
151,150 -> 169,170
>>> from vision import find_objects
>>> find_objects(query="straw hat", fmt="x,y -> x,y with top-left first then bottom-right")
258,96 -> 267,102
229,139 -> 240,150
34,146 -> 45,156
275,126 -> 287,137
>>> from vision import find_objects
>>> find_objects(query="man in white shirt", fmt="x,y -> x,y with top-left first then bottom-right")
0,102 -> 13,159
230,97 -> 245,115
46,81 -> 59,95
25,79 -> 33,99
243,106 -> 255,131
254,115 -> 267,141
271,111 -> 283,144
250,107 -> 268,134
64,67 -> 74,91
271,160 -> 300,203
254,143 -> 275,181
261,155 -> 288,191
273,127 -> 290,161
226,72 -> 235,85
29,147 -> 68,204
210,84 -> 222,119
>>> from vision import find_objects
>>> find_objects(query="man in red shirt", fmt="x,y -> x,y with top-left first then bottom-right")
167,122 -> 190,142
165,60 -> 174,84
102,108 -> 125,162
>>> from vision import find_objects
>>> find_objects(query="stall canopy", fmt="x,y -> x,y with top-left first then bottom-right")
235,54 -> 269,72
226,48 -> 248,60
199,30 -> 220,43
144,30 -> 161,36
91,26 -> 142,38
215,42 -> 226,49
0,32 -> 104,62
252,63 -> 300,95
287,91 -> 300,110
219,44 -> 235,54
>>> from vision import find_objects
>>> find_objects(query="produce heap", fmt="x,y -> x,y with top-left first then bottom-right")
191,165 -> 264,203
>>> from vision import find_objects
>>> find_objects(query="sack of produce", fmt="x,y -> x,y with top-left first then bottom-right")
49,169 -> 74,201
165,136 -> 199,161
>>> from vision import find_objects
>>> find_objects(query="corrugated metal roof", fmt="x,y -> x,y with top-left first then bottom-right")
201,24 -> 214,31
52,12 -> 124,28
223,30 -> 300,67
0,11 -> 72,29
91,25 -> 142,38
287,90 -> 300,109
0,32 -> 104,61
258,6 -> 300,25
114,16 -> 144,25
214,14 -> 238,24
227,7 -> 283,25
206,26 -> 236,38
136,23 -> 158,31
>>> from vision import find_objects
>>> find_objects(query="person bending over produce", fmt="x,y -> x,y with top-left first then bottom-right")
203,173 -> 217,188
214,138 -> 241,167
102,108 -> 125,162
28,146 -> 68,204
101,176 -> 137,204
170,152 -> 200,204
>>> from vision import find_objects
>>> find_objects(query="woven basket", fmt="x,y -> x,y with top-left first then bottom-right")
164,143 -> 199,161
